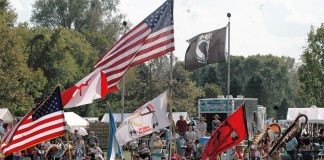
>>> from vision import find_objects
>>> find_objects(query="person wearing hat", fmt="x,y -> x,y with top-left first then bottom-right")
286,136 -> 298,160
212,114 -> 221,132
45,144 -> 60,160
74,137 -> 86,160
196,117 -> 207,139
89,142 -> 103,160
149,130 -> 162,150
137,143 -> 150,159
71,129 -> 79,143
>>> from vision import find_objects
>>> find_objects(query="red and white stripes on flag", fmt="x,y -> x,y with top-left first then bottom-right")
94,24 -> 174,89
61,0 -> 174,108
1,87 -> 66,156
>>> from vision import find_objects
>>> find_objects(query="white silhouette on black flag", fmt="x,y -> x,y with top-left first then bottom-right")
185,27 -> 227,70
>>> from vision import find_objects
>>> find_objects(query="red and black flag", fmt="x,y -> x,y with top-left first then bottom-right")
202,104 -> 248,160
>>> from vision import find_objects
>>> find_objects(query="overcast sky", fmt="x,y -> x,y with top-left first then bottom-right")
8,0 -> 324,61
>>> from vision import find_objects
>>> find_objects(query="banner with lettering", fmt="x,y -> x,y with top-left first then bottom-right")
115,91 -> 170,145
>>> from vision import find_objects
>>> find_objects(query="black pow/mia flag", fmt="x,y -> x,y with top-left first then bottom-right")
185,27 -> 227,70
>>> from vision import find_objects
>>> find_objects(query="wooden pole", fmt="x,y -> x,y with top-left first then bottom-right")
65,133 -> 72,160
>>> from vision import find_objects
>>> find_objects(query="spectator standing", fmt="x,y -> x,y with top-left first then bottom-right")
193,140 -> 202,159
137,143 -> 150,160
54,138 -> 66,160
196,117 -> 207,139
212,114 -> 221,132
149,131 -> 161,150
24,146 -> 36,160
41,141 -> 51,151
71,130 -> 79,144
89,143 -> 103,160
74,137 -> 86,160
176,115 -> 187,137
87,131 -> 99,147
5,122 -> 12,132
185,126 -> 197,144
12,151 -> 22,160
45,145 -> 60,160
152,136 -> 164,160
286,137 -> 298,159
320,127 -> 324,144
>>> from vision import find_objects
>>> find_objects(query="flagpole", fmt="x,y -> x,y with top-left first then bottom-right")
226,13 -> 231,117
226,12 -> 231,160
168,51 -> 174,160
121,21 -> 128,122
168,1 -> 175,159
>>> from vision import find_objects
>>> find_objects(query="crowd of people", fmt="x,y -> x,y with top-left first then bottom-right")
228,127 -> 324,160
2,115 -> 324,160
129,115 -> 324,160
129,115 -> 218,160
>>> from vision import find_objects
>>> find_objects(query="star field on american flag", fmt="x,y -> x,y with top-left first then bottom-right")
144,0 -> 173,32
32,88 -> 63,120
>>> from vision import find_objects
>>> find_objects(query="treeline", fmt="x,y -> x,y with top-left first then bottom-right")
0,0 -> 323,118
191,55 -> 301,118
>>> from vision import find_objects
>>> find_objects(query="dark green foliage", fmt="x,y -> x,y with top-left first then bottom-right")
191,55 -> 303,116
298,24 -> 324,107
31,0 -> 122,32
0,5 -> 47,115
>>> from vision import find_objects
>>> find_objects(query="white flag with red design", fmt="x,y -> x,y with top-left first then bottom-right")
61,69 -> 114,108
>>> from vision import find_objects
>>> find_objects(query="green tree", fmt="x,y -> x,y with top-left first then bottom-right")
0,3 -> 47,115
203,83 -> 222,98
27,27 -> 97,94
245,74 -> 267,105
298,24 -> 324,107
31,0 -> 122,31
230,76 -> 242,98
191,54 -> 300,116
277,98 -> 290,119
171,61 -> 204,116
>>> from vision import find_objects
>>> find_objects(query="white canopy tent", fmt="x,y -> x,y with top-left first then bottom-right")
101,112 -> 190,123
286,106 -> 324,123
64,112 -> 89,129
0,108 -> 13,123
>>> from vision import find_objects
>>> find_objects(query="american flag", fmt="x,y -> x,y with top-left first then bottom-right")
94,0 -> 174,90
61,0 -> 174,108
1,87 -> 66,156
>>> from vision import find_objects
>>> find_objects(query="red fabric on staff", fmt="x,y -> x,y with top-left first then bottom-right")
202,104 -> 248,159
